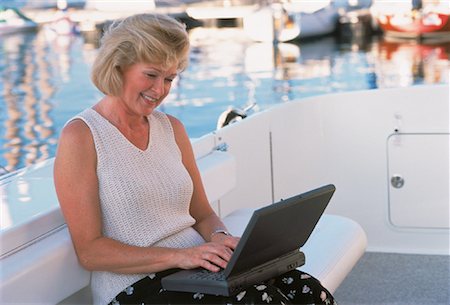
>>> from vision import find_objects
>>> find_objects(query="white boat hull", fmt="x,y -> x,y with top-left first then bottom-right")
1,85 -> 448,304
243,4 -> 339,42
211,85 -> 449,255
0,7 -> 37,36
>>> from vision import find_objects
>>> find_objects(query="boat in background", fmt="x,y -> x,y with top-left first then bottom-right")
371,0 -> 450,41
0,6 -> 37,35
42,0 -> 79,38
243,2 -> 301,42
83,0 -> 154,12
4,0 -> 86,10
280,0 -> 341,39
243,0 -> 340,42
186,0 -> 259,25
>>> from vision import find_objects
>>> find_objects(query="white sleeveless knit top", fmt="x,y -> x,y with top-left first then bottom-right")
72,109 -> 205,305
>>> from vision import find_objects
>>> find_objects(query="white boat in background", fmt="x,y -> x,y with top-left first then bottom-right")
42,1 -> 79,38
282,0 -> 341,39
83,0 -> 155,12
10,0 -> 85,9
1,84 -> 449,304
243,0 -> 340,42
0,6 -> 37,35
186,0 -> 259,22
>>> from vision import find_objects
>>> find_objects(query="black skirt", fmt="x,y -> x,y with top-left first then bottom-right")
109,269 -> 337,305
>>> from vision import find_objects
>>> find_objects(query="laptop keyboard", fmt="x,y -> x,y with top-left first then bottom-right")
189,269 -> 226,281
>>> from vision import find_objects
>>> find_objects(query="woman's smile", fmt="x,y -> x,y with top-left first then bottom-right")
140,93 -> 159,105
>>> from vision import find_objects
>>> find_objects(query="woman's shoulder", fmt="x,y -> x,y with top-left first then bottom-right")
59,116 -> 95,152
152,111 -> 190,153
152,111 -> 185,135
62,107 -> 100,139
165,113 -> 188,140
165,113 -> 184,130
63,117 -> 90,133
54,114 -> 97,189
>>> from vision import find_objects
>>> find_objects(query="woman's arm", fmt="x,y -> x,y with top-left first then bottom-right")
168,115 -> 240,253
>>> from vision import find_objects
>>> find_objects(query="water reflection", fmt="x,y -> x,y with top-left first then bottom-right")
1,27 -> 449,173
1,31 -> 67,172
374,39 -> 450,87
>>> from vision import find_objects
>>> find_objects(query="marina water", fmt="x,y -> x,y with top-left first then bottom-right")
1,25 -> 449,173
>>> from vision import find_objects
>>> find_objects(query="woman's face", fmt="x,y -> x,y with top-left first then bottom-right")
119,62 -> 178,116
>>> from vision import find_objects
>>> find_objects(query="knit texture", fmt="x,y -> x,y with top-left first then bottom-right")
72,109 -> 205,305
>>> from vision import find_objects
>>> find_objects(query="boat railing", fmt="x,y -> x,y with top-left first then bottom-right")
0,165 -> 26,183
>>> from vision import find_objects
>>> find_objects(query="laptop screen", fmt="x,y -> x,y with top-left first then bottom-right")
225,184 -> 335,277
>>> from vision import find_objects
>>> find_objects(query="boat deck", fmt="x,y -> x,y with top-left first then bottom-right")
334,252 -> 450,304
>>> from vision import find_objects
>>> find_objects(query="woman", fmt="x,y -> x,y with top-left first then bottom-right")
54,13 -> 337,305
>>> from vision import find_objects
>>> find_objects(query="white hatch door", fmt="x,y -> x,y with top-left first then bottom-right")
387,133 -> 449,229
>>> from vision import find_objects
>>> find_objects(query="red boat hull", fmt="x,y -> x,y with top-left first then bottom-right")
376,11 -> 450,40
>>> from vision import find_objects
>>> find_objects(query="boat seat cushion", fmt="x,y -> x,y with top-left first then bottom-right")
222,209 -> 367,293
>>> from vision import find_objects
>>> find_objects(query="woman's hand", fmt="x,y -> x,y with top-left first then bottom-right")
175,240 -> 238,272
211,233 -> 240,250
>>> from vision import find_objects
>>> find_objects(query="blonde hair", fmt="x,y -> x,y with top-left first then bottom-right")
91,13 -> 190,96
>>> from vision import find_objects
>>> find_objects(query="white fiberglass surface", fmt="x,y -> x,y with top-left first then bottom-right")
219,85 -> 449,255
0,159 -> 63,256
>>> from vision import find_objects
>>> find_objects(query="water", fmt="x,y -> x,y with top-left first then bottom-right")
1,26 -> 449,173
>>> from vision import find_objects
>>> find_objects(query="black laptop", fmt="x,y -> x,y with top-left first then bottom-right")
161,184 -> 335,296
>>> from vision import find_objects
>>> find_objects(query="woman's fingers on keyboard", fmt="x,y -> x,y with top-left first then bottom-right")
178,243 -> 232,271
200,243 -> 231,270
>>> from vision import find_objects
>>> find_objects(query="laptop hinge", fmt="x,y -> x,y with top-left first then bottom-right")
228,250 -> 305,283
